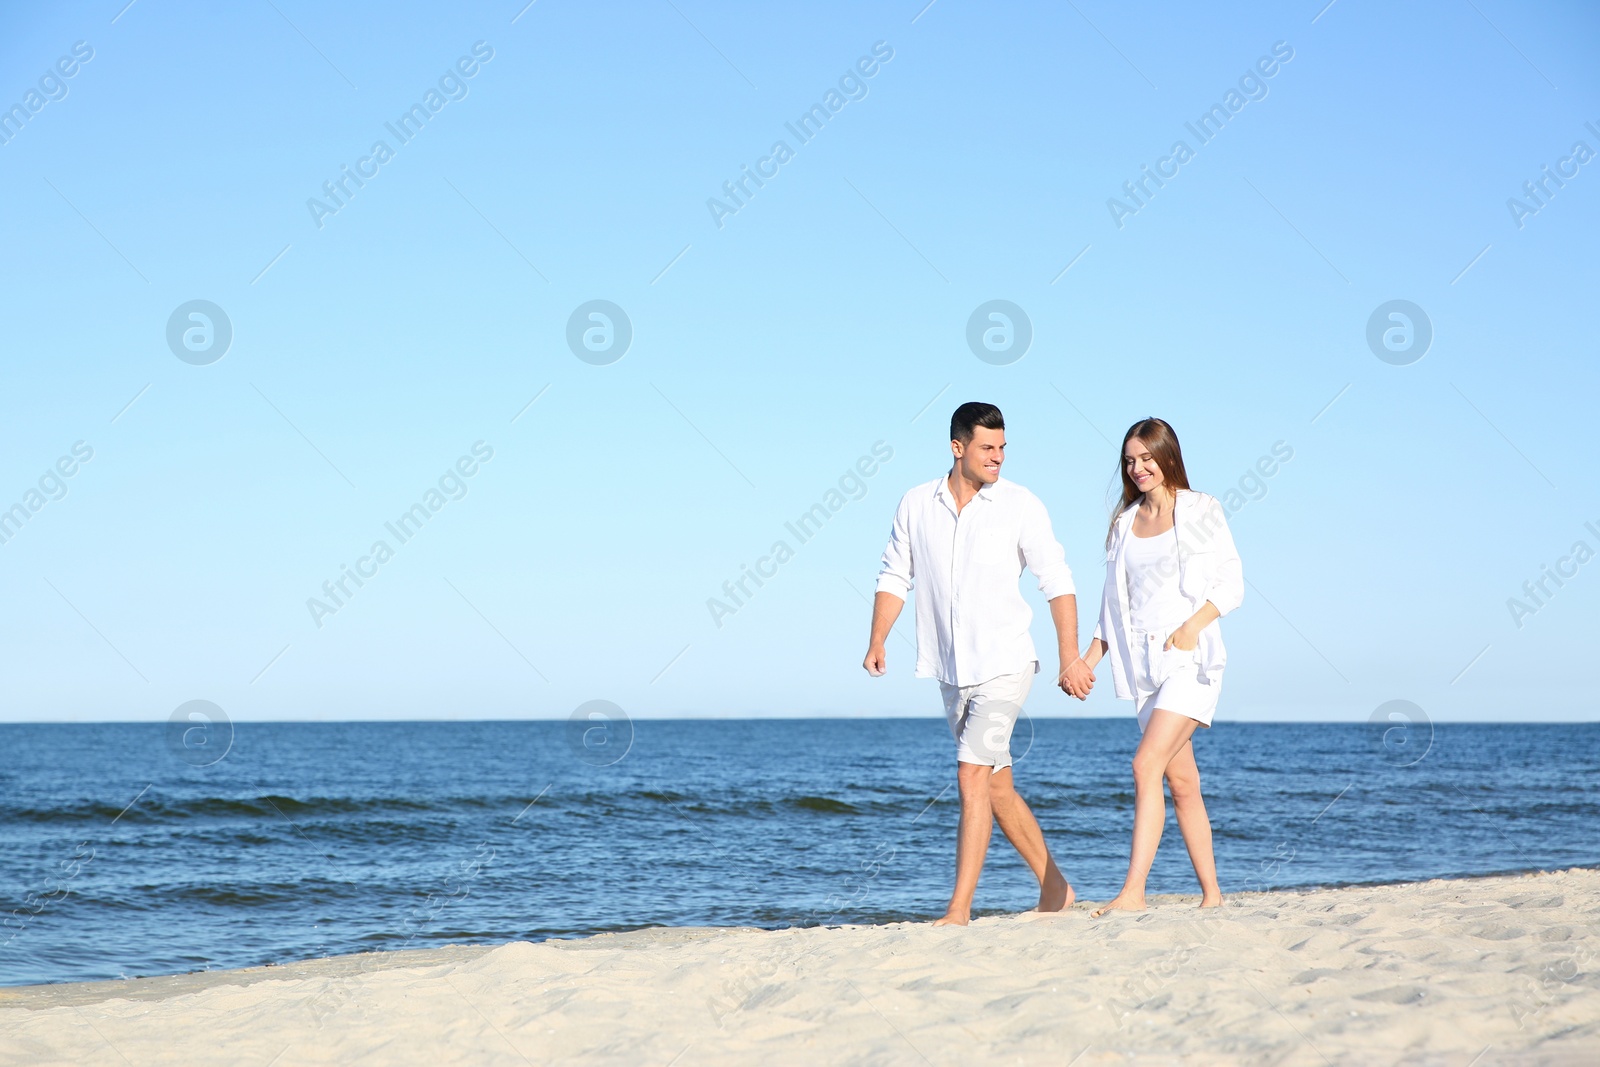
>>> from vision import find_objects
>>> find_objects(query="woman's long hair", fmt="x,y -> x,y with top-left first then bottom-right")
1106,418 -> 1191,547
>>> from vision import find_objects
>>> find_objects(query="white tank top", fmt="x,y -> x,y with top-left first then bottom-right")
1125,526 -> 1190,632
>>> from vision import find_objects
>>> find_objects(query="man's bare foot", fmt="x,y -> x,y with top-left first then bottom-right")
932,909 -> 970,927
1200,893 -> 1223,908
1034,871 -> 1074,912
1090,893 -> 1146,918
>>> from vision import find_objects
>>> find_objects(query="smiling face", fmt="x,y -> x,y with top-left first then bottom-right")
953,426 -> 1005,485
1109,418 -> 1190,545
1124,436 -> 1165,496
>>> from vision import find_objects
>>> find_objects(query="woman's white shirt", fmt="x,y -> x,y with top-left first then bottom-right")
1124,526 -> 1190,633
1093,490 -> 1244,700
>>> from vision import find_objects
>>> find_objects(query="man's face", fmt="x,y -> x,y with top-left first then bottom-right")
952,426 -> 1005,484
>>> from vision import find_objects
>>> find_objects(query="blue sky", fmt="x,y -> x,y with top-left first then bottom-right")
0,0 -> 1595,723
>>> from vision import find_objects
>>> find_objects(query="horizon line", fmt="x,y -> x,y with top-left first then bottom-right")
2,716 -> 1596,726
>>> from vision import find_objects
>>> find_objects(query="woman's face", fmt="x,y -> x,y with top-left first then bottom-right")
1124,436 -> 1164,495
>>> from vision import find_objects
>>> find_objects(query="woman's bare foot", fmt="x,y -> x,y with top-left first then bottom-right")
1035,871 -> 1074,912
1090,893 -> 1146,918
1200,892 -> 1223,908
932,909 -> 970,926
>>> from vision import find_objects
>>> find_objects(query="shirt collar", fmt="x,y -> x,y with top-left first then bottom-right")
936,473 -> 999,508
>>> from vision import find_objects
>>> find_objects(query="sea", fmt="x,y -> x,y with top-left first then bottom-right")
2,718 -> 1596,987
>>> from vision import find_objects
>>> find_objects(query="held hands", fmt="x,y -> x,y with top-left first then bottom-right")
863,643 -> 887,676
1060,657 -> 1095,700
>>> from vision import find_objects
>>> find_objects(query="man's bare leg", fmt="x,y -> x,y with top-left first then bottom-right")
988,767 -> 1073,911
934,761 -> 994,925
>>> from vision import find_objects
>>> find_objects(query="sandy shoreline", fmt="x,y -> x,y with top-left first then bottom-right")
4,869 -> 1597,1065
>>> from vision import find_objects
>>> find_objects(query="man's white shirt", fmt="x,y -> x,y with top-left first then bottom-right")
875,475 -> 1075,687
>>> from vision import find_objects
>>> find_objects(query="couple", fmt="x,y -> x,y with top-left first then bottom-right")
862,402 -> 1244,923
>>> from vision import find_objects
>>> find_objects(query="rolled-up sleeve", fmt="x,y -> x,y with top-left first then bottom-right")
1202,498 -> 1244,616
875,494 -> 914,601
1019,495 -> 1075,601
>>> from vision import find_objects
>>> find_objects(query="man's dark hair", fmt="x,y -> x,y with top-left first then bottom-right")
950,402 -> 1004,444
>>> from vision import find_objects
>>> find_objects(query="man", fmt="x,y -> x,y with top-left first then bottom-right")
863,402 -> 1093,925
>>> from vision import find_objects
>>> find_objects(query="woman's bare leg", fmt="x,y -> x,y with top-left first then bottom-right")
1092,708 -> 1201,917
1165,739 -> 1222,906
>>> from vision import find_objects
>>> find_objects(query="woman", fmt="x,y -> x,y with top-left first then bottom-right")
1076,418 -> 1242,915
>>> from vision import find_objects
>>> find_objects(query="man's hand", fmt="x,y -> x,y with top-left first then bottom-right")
1061,657 -> 1095,700
1046,593 -> 1081,696
863,592 -> 904,677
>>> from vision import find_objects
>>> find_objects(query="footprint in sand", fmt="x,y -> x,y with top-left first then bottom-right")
1355,984 -> 1429,1005
1468,922 -> 1527,940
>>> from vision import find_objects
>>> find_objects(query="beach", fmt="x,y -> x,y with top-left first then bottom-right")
4,868 -> 1595,1066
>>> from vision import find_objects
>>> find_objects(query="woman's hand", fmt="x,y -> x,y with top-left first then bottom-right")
1164,621 -> 1201,652
1061,657 -> 1095,700
1165,601 -> 1221,652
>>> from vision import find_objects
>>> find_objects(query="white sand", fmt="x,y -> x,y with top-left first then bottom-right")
3,868 -> 1596,1065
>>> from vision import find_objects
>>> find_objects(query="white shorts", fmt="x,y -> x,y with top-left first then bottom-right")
938,669 -> 1033,770
1131,628 -> 1220,732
